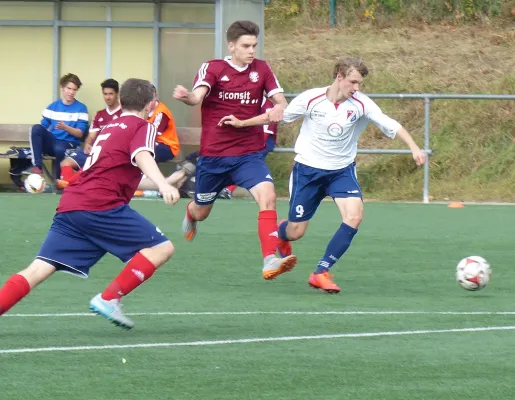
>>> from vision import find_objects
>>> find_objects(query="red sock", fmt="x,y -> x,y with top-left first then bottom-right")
226,184 -> 237,193
67,170 -> 82,184
258,210 -> 279,258
0,274 -> 31,315
60,166 -> 75,181
102,252 -> 157,301
186,200 -> 196,222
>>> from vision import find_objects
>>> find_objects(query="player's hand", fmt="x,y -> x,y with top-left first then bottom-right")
83,143 -> 92,154
173,85 -> 189,101
218,115 -> 243,128
56,121 -> 68,130
412,149 -> 426,166
267,105 -> 284,123
159,183 -> 180,205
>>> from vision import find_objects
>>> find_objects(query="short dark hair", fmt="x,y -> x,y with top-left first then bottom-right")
60,73 -> 82,89
101,78 -> 119,93
226,20 -> 259,43
333,57 -> 369,79
120,78 -> 154,112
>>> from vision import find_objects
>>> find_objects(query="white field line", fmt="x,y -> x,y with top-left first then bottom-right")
1,325 -> 515,355
4,310 -> 515,318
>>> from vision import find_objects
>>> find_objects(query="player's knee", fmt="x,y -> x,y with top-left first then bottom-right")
344,212 -> 363,228
288,223 -> 307,241
257,190 -> 276,210
60,158 -> 74,167
142,241 -> 175,268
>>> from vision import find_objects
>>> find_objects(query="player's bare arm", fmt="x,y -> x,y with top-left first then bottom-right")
218,111 -> 271,129
134,151 -> 180,205
83,131 -> 99,154
395,127 -> 427,166
267,92 -> 288,123
56,121 -> 84,138
173,85 -> 208,106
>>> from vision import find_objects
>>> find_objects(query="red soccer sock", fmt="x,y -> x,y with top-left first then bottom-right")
186,200 -> 196,222
226,184 -> 237,193
67,170 -> 82,184
102,252 -> 157,301
0,274 -> 31,315
60,166 -> 75,181
258,210 -> 279,258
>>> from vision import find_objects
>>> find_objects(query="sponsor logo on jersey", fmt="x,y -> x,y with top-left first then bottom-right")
218,91 -> 259,104
327,123 -> 344,138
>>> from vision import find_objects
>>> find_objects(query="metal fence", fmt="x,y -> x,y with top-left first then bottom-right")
275,93 -> 515,203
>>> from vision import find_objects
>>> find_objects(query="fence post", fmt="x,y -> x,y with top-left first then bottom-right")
423,97 -> 431,204
330,0 -> 336,27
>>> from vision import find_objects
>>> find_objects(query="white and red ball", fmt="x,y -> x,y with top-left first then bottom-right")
24,174 -> 46,193
456,256 -> 491,291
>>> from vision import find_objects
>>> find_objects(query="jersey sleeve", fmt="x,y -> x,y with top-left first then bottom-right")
363,98 -> 401,139
262,63 -> 283,98
192,62 -> 218,94
89,111 -> 102,133
130,122 -> 157,166
282,91 -> 310,123
152,112 -> 171,135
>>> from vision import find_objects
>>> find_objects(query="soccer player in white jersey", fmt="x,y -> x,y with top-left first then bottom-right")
219,56 -> 426,293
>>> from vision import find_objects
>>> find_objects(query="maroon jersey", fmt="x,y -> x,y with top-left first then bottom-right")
193,57 -> 283,157
89,106 -> 123,134
57,114 -> 156,213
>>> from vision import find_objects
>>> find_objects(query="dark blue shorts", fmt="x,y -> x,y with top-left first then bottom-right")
288,162 -> 362,222
36,205 -> 169,277
67,148 -> 89,169
194,152 -> 273,205
155,142 -> 175,163
260,135 -> 276,159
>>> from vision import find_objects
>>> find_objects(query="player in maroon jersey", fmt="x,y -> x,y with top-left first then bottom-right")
173,20 -> 297,280
57,79 -> 123,189
0,79 -> 180,329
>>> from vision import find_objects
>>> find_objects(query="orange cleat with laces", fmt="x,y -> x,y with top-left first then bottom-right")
308,271 -> 340,294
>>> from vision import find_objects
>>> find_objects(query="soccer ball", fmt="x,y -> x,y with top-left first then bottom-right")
456,256 -> 491,291
24,174 -> 46,193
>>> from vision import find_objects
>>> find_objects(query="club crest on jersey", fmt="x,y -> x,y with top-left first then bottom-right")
347,110 -> 357,122
249,71 -> 259,83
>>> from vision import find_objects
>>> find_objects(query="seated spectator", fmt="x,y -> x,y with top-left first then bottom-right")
57,79 -> 122,189
25,73 -> 88,178
148,85 -> 180,163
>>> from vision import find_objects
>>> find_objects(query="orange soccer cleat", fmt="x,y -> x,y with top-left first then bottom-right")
277,220 -> 292,258
308,271 -> 340,294
262,255 -> 297,280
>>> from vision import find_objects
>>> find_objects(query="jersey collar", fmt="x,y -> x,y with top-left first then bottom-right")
224,56 -> 249,72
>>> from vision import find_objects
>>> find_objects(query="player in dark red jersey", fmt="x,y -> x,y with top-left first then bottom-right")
0,79 -> 180,329
173,20 -> 297,280
57,79 -> 123,189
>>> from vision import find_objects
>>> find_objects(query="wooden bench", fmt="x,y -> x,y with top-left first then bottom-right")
0,124 -> 201,184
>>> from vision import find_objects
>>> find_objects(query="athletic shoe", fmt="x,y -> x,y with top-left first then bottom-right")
308,272 -> 341,294
89,293 -> 134,329
262,254 -> 297,280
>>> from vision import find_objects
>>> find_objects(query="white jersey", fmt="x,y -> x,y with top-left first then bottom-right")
283,87 -> 401,170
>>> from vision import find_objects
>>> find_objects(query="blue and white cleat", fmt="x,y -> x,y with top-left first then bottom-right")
89,293 -> 134,330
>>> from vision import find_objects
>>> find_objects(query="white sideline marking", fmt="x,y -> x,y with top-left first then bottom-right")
1,326 -> 515,355
4,310 -> 515,318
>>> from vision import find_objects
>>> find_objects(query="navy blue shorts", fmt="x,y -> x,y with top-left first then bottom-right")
194,152 -> 273,205
288,162 -> 362,222
155,142 -> 175,163
260,135 -> 276,159
36,205 -> 169,277
67,148 -> 89,169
